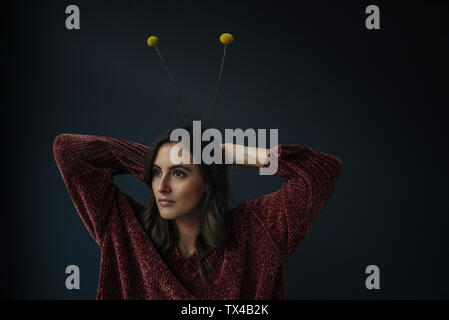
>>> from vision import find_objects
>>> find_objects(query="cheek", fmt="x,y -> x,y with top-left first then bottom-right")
151,180 -> 157,192
150,182 -> 157,197
177,180 -> 206,205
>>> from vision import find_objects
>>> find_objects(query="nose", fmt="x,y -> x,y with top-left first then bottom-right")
157,174 -> 171,194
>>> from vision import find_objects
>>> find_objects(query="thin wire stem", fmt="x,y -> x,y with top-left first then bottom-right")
154,45 -> 187,125
208,44 -> 228,128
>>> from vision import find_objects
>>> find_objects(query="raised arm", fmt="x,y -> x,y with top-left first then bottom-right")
53,134 -> 150,244
229,143 -> 342,259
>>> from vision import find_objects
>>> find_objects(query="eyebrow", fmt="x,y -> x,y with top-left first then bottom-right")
153,164 -> 192,172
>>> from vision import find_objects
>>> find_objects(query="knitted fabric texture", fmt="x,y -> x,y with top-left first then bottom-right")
53,134 -> 342,299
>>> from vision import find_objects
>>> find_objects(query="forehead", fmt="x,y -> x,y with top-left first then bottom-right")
154,142 -> 196,167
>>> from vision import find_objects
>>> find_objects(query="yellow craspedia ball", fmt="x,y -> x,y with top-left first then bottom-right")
220,33 -> 234,45
147,36 -> 159,47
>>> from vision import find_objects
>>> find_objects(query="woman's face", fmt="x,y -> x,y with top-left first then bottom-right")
151,142 -> 207,221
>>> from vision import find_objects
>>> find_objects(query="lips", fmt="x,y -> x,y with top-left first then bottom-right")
158,199 -> 175,207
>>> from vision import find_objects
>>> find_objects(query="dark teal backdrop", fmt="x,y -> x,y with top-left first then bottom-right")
2,0 -> 448,299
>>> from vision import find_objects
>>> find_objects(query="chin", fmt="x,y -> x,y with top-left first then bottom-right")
159,212 -> 175,220
158,208 -> 179,220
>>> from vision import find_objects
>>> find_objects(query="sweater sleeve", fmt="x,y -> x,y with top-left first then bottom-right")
244,144 -> 342,259
53,133 -> 150,244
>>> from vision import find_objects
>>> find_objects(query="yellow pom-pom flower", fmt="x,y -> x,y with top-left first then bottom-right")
147,36 -> 159,47
220,33 -> 234,45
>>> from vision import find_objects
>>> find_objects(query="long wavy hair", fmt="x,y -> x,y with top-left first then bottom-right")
137,125 -> 233,283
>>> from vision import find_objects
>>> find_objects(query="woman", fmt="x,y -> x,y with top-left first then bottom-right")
53,125 -> 342,299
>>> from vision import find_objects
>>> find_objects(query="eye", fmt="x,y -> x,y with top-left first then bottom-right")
152,168 -> 161,177
173,169 -> 186,178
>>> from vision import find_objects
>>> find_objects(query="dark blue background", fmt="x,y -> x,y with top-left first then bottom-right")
2,0 -> 448,299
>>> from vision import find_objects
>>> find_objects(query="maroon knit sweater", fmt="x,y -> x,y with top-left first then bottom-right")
53,133 -> 342,299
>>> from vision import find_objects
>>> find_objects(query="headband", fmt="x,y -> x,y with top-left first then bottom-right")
147,33 -> 234,128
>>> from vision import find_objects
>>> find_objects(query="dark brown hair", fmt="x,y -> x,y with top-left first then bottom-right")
137,125 -> 233,283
